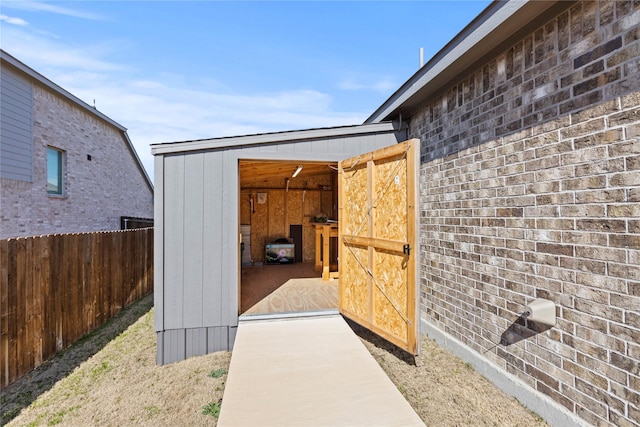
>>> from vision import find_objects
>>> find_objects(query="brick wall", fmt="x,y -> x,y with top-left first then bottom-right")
410,2 -> 639,426
0,84 -> 153,239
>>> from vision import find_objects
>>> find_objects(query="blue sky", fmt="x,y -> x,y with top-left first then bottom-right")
1,1 -> 490,178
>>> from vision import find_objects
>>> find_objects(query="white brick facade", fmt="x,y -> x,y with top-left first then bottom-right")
0,76 -> 153,239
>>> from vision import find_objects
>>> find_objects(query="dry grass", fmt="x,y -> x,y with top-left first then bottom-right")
351,322 -> 547,427
3,294 -> 230,427
3,294 -> 546,426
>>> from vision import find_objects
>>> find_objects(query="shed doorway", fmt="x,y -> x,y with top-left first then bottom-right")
237,139 -> 419,356
238,160 -> 340,317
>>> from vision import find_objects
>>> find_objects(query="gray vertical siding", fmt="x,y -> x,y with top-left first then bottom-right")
155,149 -> 236,364
202,151 -> 224,325
0,67 -> 33,181
220,149 -> 238,326
163,154 -> 185,330
183,154 -> 204,328
154,127 -> 403,364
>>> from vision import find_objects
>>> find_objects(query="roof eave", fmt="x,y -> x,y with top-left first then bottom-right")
365,0 -> 566,124
151,122 -> 398,155
1,49 -> 128,132
122,132 -> 154,192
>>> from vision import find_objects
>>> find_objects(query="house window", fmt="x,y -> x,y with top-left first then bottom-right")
47,147 -> 64,195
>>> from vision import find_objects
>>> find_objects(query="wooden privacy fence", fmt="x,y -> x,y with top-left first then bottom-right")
0,228 -> 153,389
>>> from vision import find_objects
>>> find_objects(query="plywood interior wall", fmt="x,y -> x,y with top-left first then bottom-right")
240,172 -> 336,264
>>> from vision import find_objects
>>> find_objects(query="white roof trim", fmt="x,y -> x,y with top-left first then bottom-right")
151,122 -> 397,155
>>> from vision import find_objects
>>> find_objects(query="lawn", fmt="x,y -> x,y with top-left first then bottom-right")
3,293 -> 546,426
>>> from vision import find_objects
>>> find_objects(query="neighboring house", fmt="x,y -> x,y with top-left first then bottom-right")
0,50 -> 153,239
153,2 -> 639,427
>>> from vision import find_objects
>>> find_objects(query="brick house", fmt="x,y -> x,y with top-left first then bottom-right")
0,50 -> 153,239
366,2 -> 640,425
152,1 -> 638,426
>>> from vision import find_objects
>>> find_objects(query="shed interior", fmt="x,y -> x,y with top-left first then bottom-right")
238,160 -> 339,314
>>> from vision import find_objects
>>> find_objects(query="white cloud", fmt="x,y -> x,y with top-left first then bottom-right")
2,1 -> 103,20
64,79 -> 366,177
0,14 -> 29,26
2,26 -> 129,72
3,35 -> 365,179
1,18 -> 368,181
338,77 -> 397,92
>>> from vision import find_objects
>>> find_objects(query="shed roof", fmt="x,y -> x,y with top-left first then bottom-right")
0,49 -> 153,192
151,122 -> 397,155
365,0 -> 567,124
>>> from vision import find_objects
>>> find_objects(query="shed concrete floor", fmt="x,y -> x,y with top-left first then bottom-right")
243,277 -> 338,315
241,262 -> 337,314
218,315 -> 425,427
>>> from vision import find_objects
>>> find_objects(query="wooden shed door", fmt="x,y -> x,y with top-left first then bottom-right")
338,139 -> 419,355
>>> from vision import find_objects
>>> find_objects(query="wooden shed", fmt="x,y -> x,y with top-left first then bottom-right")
151,123 -> 420,364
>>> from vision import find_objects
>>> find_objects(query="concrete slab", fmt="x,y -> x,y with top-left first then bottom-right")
218,315 -> 425,427
243,277 -> 338,315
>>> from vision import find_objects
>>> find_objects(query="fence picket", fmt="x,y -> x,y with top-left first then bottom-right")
33,236 -> 45,367
7,239 -> 18,385
0,239 -> 9,387
0,228 -> 153,389
24,237 -> 34,377
15,238 -> 26,380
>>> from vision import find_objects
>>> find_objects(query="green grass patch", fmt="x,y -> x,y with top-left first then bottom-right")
202,400 -> 222,418
90,360 -> 114,382
208,368 -> 227,378
397,384 -> 408,397
25,414 -> 46,427
143,405 -> 161,419
47,405 -> 80,425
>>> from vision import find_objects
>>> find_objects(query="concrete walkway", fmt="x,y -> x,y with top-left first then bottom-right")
218,315 -> 425,427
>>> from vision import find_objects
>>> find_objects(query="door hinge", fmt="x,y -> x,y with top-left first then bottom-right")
403,244 -> 411,256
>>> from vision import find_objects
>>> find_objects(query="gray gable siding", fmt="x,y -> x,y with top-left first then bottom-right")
0,66 -> 33,182
153,127 -> 402,364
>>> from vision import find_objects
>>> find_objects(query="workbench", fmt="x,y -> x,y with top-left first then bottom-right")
313,222 -> 339,281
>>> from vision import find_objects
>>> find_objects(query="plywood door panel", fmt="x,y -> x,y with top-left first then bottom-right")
338,139 -> 419,355
339,158 -> 369,320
